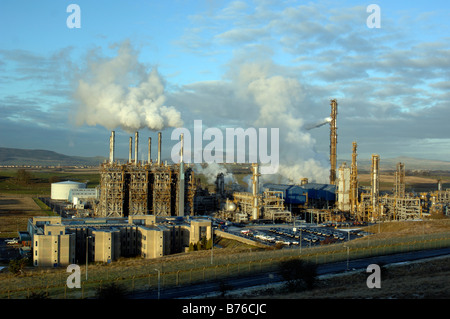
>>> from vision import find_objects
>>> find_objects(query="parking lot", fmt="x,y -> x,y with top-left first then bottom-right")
229,223 -> 371,248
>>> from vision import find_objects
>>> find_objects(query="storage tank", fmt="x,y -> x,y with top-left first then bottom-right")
51,181 -> 86,201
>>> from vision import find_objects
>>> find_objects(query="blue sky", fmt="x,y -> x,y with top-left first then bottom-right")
0,0 -> 449,182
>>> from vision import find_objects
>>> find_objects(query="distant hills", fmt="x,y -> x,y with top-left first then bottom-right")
1,147 -> 450,171
0,147 -> 107,167
338,156 -> 450,171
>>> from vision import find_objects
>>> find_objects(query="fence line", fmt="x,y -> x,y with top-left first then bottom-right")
1,231 -> 449,299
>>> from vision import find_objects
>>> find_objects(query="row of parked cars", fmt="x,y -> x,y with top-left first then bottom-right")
269,226 -> 351,244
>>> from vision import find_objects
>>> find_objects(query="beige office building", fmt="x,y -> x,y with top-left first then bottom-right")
28,215 -> 212,267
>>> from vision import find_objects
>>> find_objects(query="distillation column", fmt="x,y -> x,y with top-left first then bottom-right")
350,141 -> 358,216
330,99 -> 338,185
371,154 -> 380,220
251,163 -> 260,220
394,162 -> 405,198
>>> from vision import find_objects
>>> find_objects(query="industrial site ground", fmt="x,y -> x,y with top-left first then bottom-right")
0,167 -> 449,299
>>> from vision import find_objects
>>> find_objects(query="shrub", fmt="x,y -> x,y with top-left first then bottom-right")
95,282 -> 128,299
9,258 -> 28,276
278,259 -> 318,292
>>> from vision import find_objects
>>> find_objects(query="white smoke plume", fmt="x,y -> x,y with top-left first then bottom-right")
305,117 -> 332,130
74,41 -> 183,133
231,62 -> 330,184
194,162 -> 235,185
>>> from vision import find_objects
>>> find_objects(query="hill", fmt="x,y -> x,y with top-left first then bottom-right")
339,156 -> 450,171
0,147 -> 106,166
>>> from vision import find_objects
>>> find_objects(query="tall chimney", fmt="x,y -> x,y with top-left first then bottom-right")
148,137 -> 152,164
371,154 -> 380,220
330,99 -> 338,185
129,137 -> 133,163
178,133 -> 185,216
158,132 -> 162,165
251,163 -> 260,220
109,131 -> 115,164
134,131 -> 139,166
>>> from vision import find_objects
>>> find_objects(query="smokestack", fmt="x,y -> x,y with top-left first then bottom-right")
178,133 -> 185,217
129,137 -> 133,163
371,154 -> 380,220
148,137 -> 152,164
109,131 -> 115,164
135,131 -> 139,166
158,132 -> 162,165
251,163 -> 260,220
350,141 -> 358,215
330,99 -> 338,185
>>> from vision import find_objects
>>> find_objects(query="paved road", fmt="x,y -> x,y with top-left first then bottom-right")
127,247 -> 450,299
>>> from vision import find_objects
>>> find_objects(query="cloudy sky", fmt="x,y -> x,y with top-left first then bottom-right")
0,0 -> 449,182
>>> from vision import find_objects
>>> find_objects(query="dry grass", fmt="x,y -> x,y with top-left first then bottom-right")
355,219 -> 450,242
253,256 -> 450,299
0,194 -> 49,237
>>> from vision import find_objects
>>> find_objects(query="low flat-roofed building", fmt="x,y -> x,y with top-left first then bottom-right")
28,215 -> 213,267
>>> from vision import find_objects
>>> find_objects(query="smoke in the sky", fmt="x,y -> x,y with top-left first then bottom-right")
228,62 -> 330,184
305,117 -> 332,130
194,162 -> 235,185
73,41 -> 183,133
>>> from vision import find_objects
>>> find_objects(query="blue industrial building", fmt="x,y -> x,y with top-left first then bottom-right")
263,183 -> 336,207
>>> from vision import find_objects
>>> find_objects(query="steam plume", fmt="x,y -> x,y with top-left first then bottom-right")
74,41 -> 183,133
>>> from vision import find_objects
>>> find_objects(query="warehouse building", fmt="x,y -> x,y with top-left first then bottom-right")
263,182 -> 336,212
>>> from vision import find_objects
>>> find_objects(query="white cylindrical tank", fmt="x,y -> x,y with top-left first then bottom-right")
51,181 -> 86,201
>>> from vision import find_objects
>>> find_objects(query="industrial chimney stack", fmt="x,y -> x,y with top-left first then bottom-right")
158,132 -> 162,165
330,99 -> 338,185
109,131 -> 115,164
134,131 -> 139,166
178,133 -> 185,216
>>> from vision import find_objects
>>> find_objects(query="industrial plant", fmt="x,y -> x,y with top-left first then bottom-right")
25,99 -> 450,268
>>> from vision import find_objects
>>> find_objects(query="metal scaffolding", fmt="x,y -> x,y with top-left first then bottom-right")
96,131 -> 195,218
